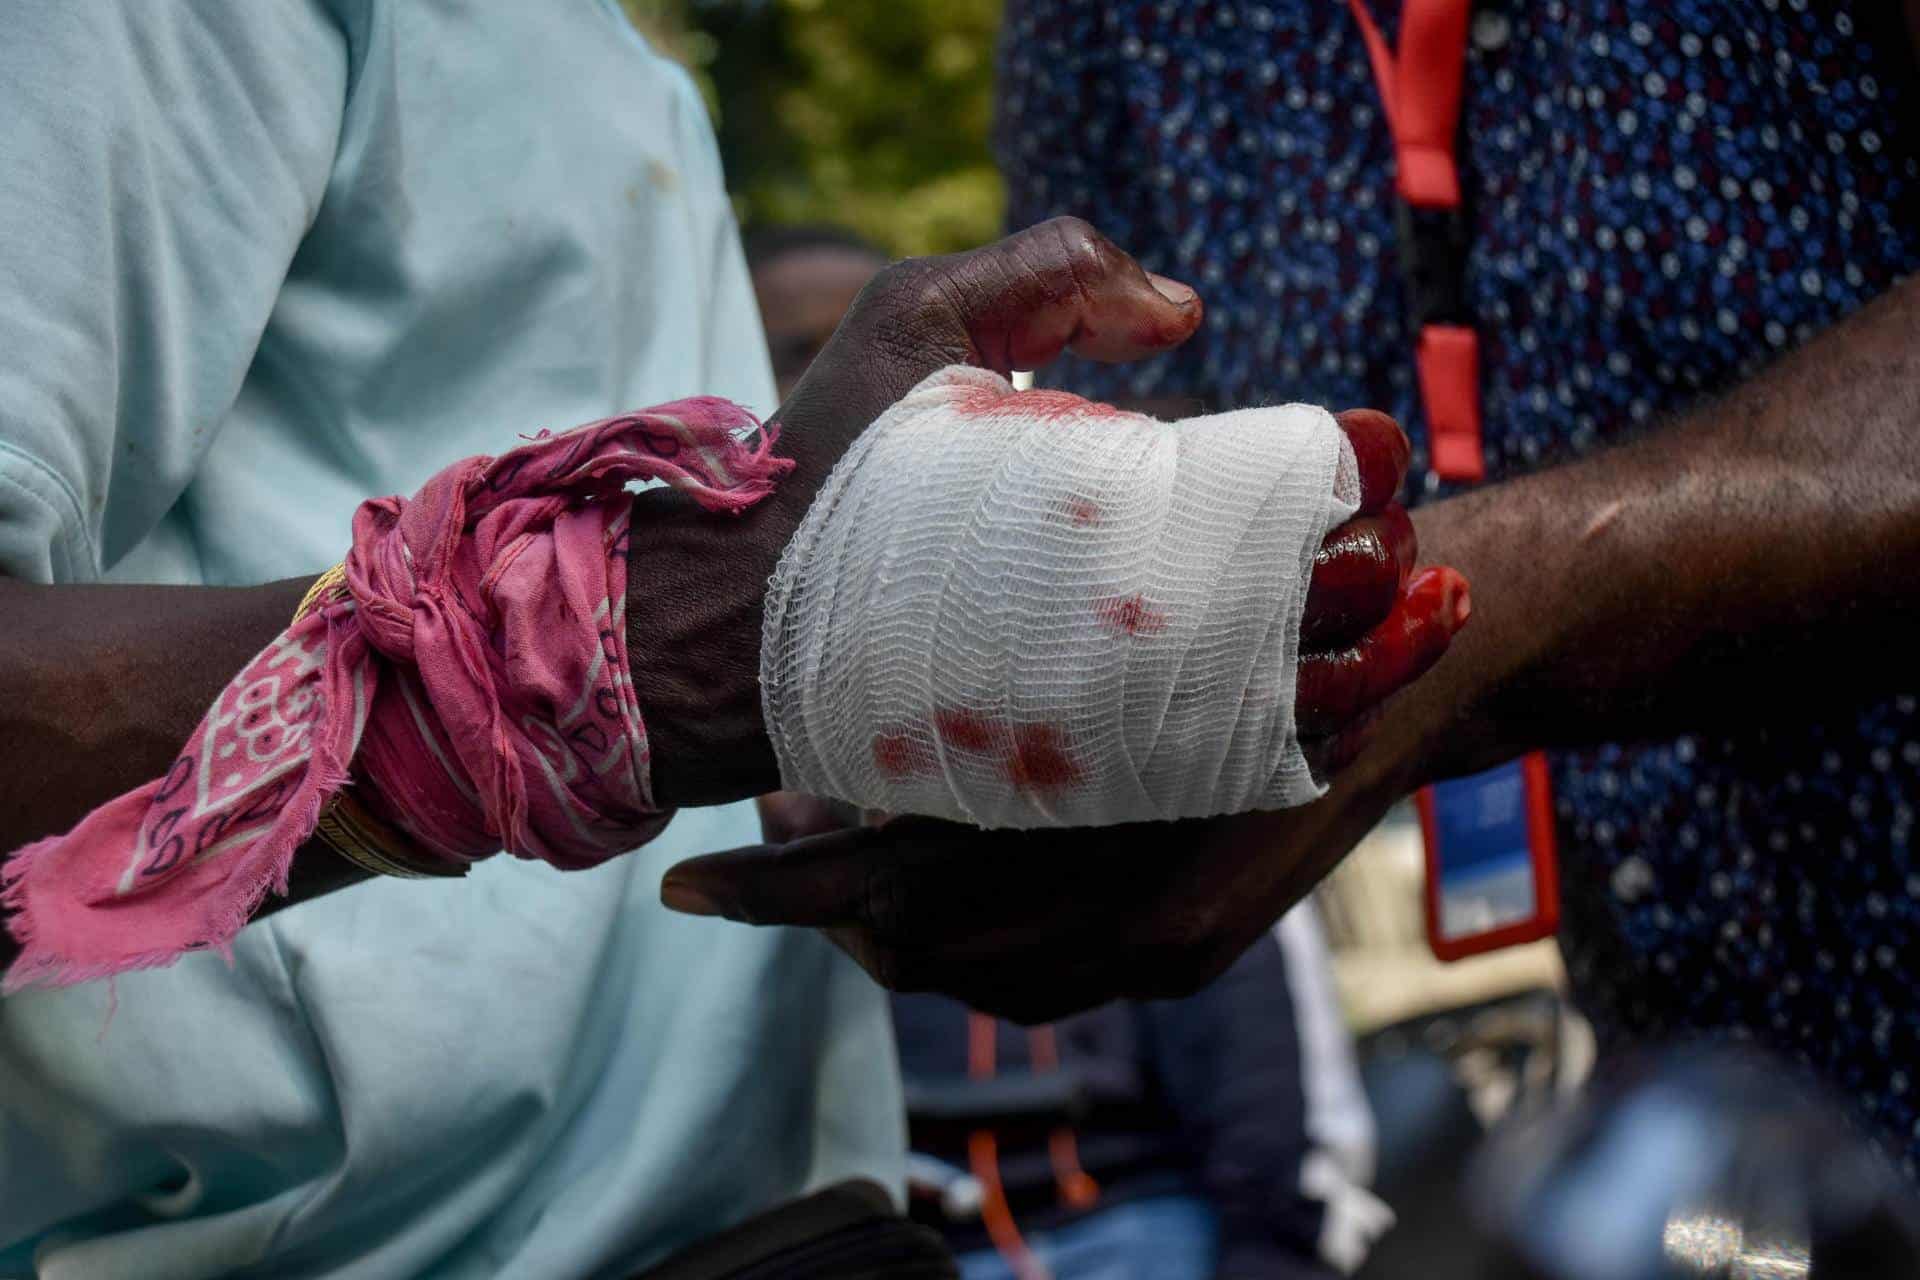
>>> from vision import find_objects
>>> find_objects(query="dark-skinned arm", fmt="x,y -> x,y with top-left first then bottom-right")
658,13 -> 1920,1024
1403,272 -> 1920,787
1221,262 -> 1920,978
0,220 -> 1206,974
3,219 -> 1453,984
0,5 -> 368,975
0,576 -> 372,973
663,274 -> 1920,1025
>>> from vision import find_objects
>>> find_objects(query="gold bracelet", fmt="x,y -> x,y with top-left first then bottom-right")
314,790 -> 469,880
293,562 -> 350,623
293,563 -> 469,880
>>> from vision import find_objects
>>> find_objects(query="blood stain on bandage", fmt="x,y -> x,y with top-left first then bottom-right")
1058,496 -> 1102,526
871,728 -> 934,779
947,383 -> 1128,423
934,707 -> 1005,753
1006,724 -> 1083,792
1095,592 -> 1170,636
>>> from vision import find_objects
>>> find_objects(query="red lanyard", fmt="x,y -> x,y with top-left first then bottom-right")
1353,3 -> 1562,964
966,1013 -> 1099,1280
1346,0 -> 1485,483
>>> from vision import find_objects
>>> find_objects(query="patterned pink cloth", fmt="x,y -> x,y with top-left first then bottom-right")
1,402 -> 790,990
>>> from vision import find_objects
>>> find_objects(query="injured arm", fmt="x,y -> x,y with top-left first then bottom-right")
0,219 -> 1467,991
651,275 -> 1919,1026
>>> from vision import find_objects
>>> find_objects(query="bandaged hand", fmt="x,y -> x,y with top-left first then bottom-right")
629,217 -> 1466,819
2,217 -> 1461,990
665,384 -> 1460,1019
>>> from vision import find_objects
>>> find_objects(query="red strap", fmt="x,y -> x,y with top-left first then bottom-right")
968,1013 -> 1049,1280
1025,1027 -> 1101,1210
1349,0 -> 1482,482
1417,325 -> 1484,482
1345,0 -> 1472,207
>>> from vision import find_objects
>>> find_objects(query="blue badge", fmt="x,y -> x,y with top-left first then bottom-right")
1418,752 -> 1560,961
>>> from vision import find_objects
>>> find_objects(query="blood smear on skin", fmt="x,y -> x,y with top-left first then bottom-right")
947,382 -> 1131,423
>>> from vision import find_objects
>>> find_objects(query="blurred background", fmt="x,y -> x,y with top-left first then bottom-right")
623,0 -> 1004,257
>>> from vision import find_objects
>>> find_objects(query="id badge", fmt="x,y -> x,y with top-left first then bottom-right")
1417,752 -> 1560,962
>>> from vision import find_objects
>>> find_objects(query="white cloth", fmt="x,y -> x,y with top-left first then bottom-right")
763,366 -> 1358,828
1276,905 -> 1396,1273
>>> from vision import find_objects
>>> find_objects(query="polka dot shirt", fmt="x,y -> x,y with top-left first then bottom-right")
996,0 -> 1920,1172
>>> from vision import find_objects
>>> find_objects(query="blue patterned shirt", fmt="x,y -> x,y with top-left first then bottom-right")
997,0 -> 1920,1172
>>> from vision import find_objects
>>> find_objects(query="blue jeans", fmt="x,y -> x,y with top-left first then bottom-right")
956,1194 -> 1220,1280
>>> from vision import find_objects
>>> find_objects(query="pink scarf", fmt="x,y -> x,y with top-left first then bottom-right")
2,401 -> 789,990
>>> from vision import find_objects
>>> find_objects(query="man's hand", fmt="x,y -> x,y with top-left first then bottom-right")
755,791 -> 861,845
666,769 -> 1407,1026
629,216 -> 1464,807
628,217 -> 1211,806
659,268 -> 1920,1023
684,478 -> 1471,1023
657,366 -> 1469,1020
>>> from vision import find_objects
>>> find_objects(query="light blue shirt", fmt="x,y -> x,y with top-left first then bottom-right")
0,3 -> 901,1276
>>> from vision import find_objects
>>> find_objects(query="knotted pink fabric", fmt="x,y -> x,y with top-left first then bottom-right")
2,402 -> 790,990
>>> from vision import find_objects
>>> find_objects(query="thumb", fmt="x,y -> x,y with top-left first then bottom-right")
940,215 -> 1204,372
774,216 -> 1202,494
660,825 -> 889,927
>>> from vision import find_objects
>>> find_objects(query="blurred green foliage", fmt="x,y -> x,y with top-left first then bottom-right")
621,0 -> 1006,257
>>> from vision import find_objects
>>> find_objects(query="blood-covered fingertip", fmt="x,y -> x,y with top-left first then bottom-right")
1406,565 -> 1472,636
1333,408 -> 1411,512
1296,563 -> 1470,734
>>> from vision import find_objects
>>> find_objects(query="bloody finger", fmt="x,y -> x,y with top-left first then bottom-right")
1301,505 -> 1418,650
1333,408 -> 1412,513
1296,566 -> 1470,736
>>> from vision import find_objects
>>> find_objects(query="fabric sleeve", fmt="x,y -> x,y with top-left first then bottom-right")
1138,935 -> 1338,1280
0,1 -> 347,582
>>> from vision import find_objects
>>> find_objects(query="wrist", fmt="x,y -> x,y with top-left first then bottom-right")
1401,494 -> 1553,783
623,487 -> 785,808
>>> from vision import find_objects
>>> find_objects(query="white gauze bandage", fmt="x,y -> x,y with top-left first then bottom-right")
761,366 -> 1360,829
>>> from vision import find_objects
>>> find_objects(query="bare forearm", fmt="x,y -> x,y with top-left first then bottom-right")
0,577 -> 311,841
0,576 -> 366,966
1410,277 -> 1920,779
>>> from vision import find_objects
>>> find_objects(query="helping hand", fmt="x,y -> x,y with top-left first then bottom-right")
628,216 -> 1461,808
669,754 -> 1414,1024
